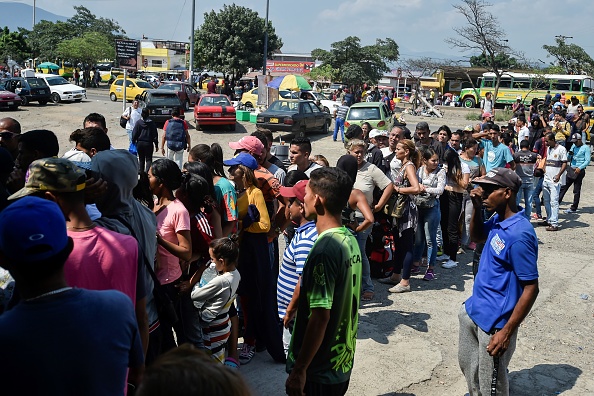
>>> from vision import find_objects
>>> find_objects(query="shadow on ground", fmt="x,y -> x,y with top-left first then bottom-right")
509,363 -> 582,395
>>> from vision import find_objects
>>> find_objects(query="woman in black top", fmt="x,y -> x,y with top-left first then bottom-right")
132,108 -> 159,173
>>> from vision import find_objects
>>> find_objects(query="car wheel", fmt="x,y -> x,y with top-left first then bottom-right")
184,100 -> 190,111
195,120 -> 201,131
321,120 -> 330,134
323,106 -> 329,113
39,100 -> 48,105
462,97 -> 476,108
297,128 -> 306,138
244,101 -> 253,109
51,93 -> 61,103
20,96 -> 28,106
110,93 -> 117,102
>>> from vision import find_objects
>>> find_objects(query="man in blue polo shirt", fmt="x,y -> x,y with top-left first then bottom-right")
459,168 -> 539,396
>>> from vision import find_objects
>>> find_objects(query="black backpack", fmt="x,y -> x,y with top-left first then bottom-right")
165,119 -> 186,151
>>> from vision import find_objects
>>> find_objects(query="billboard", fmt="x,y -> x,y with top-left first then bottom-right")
115,39 -> 139,70
266,61 -> 314,74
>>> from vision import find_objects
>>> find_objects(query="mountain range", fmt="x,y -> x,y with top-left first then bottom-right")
0,2 -> 67,31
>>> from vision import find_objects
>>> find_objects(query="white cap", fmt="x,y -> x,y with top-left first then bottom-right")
517,95 -> 522,100
369,129 -> 388,139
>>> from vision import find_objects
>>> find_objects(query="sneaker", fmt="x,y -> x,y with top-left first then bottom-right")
423,269 -> 435,281
457,247 -> 465,255
564,208 -> 578,214
239,344 -> 256,365
441,259 -> 458,269
546,225 -> 560,231
410,266 -> 421,275
388,283 -> 411,293
436,254 -> 450,262
468,242 -> 477,250
531,213 -> 542,220
378,276 -> 399,285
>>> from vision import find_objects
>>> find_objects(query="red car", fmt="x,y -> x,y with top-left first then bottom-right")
156,81 -> 200,111
0,89 -> 22,110
194,94 -> 236,131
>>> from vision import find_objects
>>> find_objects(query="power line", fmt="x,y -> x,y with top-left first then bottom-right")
170,0 -> 188,41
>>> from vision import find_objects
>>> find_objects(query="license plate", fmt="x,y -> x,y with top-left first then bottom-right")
270,118 -> 279,123
161,109 -> 170,114
213,113 -> 221,117
39,90 -> 45,94
7,102 -> 13,105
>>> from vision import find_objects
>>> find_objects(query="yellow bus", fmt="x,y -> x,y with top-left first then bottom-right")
459,72 -> 593,108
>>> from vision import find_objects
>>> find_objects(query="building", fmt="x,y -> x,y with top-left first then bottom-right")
139,40 -> 189,73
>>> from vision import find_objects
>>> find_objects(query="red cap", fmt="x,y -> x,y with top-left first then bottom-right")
279,180 -> 308,202
229,136 -> 264,156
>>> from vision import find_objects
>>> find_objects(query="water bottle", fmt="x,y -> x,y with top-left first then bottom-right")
198,261 -> 218,288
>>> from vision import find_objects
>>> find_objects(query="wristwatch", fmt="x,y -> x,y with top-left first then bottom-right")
274,227 -> 282,235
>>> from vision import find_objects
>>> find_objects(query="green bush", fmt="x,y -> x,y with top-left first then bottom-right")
465,110 -> 513,122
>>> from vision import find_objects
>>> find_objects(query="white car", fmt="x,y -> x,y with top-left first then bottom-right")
35,74 -> 86,103
292,90 -> 338,113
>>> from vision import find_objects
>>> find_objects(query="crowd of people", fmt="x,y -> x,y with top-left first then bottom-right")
2,88 -> 583,394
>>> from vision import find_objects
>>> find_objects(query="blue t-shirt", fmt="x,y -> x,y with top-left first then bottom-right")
0,289 -> 144,395
465,209 -> 539,333
482,139 -> 513,172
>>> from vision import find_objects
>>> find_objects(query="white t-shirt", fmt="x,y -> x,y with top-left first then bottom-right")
545,144 -> 568,185
518,125 -> 530,143
445,162 -> 470,188
353,162 -> 391,214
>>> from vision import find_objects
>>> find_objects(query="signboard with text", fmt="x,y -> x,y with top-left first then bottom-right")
266,61 -> 314,74
115,39 -> 139,70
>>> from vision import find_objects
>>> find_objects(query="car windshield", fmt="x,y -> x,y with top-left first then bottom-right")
200,95 -> 231,106
268,101 -> 299,112
136,81 -> 153,89
26,78 -> 47,88
45,77 -> 70,86
158,84 -> 180,91
148,93 -> 180,106
348,107 -> 381,120
315,91 -> 329,100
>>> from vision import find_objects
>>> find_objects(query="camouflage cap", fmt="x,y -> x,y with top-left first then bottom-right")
8,158 -> 86,201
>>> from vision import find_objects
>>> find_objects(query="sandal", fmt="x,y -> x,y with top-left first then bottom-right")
361,291 -> 374,301
224,357 -> 240,369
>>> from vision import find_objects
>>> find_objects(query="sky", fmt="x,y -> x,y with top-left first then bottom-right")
11,0 -> 594,67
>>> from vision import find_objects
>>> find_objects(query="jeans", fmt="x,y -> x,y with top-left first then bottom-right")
516,180 -> 534,220
179,293 -> 204,349
333,118 -> 345,142
126,128 -> 133,144
391,227 -> 415,280
440,190 -> 464,261
355,225 -> 373,293
137,141 -> 154,173
532,177 -> 543,216
461,192 -> 472,246
413,204 -> 441,266
166,147 -> 184,169
543,179 -> 561,227
559,168 -> 585,210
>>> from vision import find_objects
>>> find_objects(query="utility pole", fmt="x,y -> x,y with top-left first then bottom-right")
189,0 -> 195,85
262,0 -> 270,76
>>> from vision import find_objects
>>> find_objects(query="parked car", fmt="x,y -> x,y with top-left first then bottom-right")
136,89 -> 184,124
322,82 -> 346,95
240,88 -> 293,108
292,90 -> 338,113
0,89 -> 22,110
157,81 -> 201,110
0,77 -> 51,105
194,94 -> 236,131
344,102 -> 392,130
35,74 -> 86,103
109,78 -> 153,102
256,99 -> 332,137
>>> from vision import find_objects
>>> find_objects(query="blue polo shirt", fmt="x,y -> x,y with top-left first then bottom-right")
465,209 -> 538,333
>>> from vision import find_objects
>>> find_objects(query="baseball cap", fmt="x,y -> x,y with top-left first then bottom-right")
516,95 -> 522,100
228,136 -> 264,156
0,196 -> 69,263
223,152 -> 258,170
570,133 -> 582,142
416,121 -> 429,131
474,167 -> 522,193
279,180 -> 308,202
464,125 -> 474,132
8,158 -> 86,201
369,129 -> 388,139
482,112 -> 493,119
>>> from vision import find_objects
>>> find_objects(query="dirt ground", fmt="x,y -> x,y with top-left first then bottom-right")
4,90 -> 593,395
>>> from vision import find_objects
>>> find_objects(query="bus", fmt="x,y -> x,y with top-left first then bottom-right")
459,72 -> 593,108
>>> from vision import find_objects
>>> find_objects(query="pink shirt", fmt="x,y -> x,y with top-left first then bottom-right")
65,226 -> 139,305
155,199 -> 191,285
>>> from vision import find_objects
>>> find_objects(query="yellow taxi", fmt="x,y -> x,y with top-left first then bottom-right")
109,78 -> 153,102
240,88 -> 292,108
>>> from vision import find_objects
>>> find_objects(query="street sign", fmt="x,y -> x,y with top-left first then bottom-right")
115,39 -> 139,70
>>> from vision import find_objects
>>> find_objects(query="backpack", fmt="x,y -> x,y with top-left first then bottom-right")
165,118 -> 186,151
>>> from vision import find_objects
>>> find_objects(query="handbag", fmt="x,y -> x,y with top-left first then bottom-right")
385,192 -> 408,218
120,107 -> 131,129
414,167 -> 438,208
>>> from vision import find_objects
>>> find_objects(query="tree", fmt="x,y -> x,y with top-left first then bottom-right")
445,0 -> 519,107
67,6 -> 126,42
57,31 -> 114,84
306,64 -> 338,82
470,52 -> 523,70
0,27 -> 31,64
193,4 -> 282,78
543,38 -> 594,75
312,36 -> 399,87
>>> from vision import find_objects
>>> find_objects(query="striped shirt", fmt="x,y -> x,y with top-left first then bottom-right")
277,221 -> 318,319
336,105 -> 349,119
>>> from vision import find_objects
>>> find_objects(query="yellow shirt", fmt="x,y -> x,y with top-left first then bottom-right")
237,185 -> 270,234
